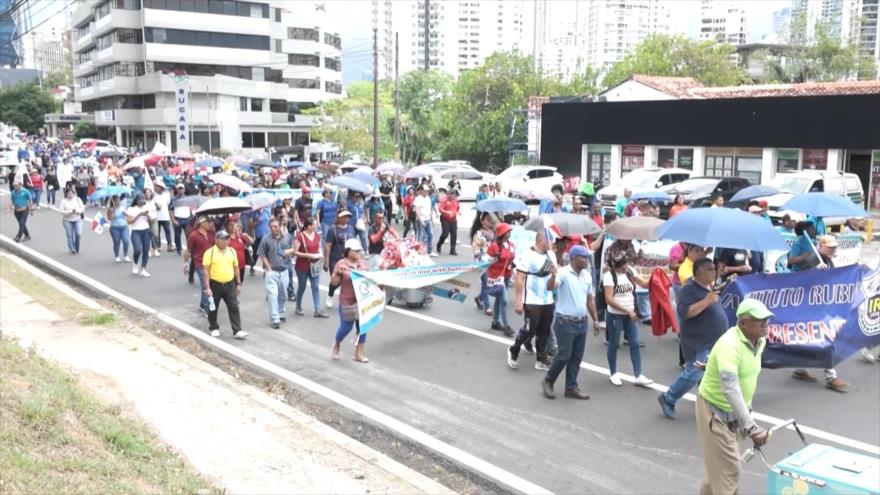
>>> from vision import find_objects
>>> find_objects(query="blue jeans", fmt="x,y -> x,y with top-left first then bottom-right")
545,315 -> 587,390
636,289 -> 651,321
265,269 -> 289,323
606,312 -> 642,376
492,280 -> 509,327
296,270 -> 321,312
130,229 -> 151,268
479,271 -> 490,310
663,348 -> 710,407
195,267 -> 209,311
62,219 -> 82,253
110,225 -> 129,257
46,188 -> 56,205
32,188 -> 42,206
320,221 -> 334,249
287,263 -> 295,299
418,220 -> 433,254
335,304 -> 365,344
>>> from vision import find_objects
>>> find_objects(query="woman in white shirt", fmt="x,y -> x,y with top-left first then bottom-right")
59,187 -> 85,254
603,254 -> 653,387
126,193 -> 157,277
153,183 -> 174,253
142,188 -> 162,258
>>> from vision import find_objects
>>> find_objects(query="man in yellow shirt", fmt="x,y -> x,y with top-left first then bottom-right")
203,230 -> 245,339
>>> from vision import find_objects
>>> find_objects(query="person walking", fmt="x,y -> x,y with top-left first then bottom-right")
658,258 -> 728,419
330,239 -> 369,363
226,220 -> 252,284
185,216 -> 216,315
29,168 -> 44,208
8,181 -> 33,242
487,222 -> 515,336
470,211 -> 495,315
154,183 -> 174,252
367,211 -> 398,255
202,230 -> 246,340
402,186 -> 416,238
45,167 -> 60,206
126,193 -> 156,277
436,189 -> 460,255
293,217 -> 329,318
324,210 -> 355,309
508,230 -> 558,371
604,254 -> 653,386
541,245 -> 601,400
59,188 -> 85,254
696,299 -> 772,495
316,187 -> 338,247
414,185 -> 436,257
142,188 -> 162,258
258,218 -> 293,329
170,184 -> 191,256
107,194 -> 131,262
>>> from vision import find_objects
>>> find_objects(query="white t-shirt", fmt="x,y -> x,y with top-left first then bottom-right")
154,191 -> 171,221
413,194 -> 433,222
516,248 -> 556,306
603,270 -> 635,315
126,204 -> 155,231
59,196 -> 84,222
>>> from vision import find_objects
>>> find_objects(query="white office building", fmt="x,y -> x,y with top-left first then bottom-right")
583,0 -> 671,69
699,0 -> 749,46
71,0 -> 343,156
372,0 -> 528,80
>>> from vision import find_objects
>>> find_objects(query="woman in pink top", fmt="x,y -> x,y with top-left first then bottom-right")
331,238 -> 369,362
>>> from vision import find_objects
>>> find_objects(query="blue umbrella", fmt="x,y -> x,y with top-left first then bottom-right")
88,185 -> 131,201
780,192 -> 866,218
345,171 -> 380,186
329,175 -> 374,195
476,198 -> 528,213
630,190 -> 671,202
196,157 -> 224,169
729,185 -> 781,203
656,207 -> 789,251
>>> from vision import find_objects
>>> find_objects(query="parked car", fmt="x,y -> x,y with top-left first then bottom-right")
498,165 -> 564,201
658,176 -> 751,217
760,171 -> 865,227
77,138 -> 117,155
432,167 -> 495,201
597,168 -> 692,211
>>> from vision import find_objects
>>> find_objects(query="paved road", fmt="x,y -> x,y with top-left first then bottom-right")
2,194 -> 878,494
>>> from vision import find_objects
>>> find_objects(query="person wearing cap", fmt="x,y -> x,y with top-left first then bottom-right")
202,230 -> 246,340
257,218 -> 294,328
330,238 -> 370,362
487,222 -> 516,336
8,180 -> 33,242
170,184 -> 191,255
696,298 -> 772,495
125,193 -> 156,277
324,209 -> 355,308
293,186 -> 313,232
540,245 -> 600,400
185,216 -> 216,315
790,234 -> 849,393
414,185 -> 436,256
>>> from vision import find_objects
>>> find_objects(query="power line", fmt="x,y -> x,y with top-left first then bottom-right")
0,0 -> 73,50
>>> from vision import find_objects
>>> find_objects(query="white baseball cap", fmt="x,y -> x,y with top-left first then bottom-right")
344,239 -> 363,251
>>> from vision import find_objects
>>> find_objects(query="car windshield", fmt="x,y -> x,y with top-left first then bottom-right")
497,167 -> 528,180
669,178 -> 718,194
770,175 -> 811,194
619,169 -> 661,188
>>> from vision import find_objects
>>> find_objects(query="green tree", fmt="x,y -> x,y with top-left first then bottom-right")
396,70 -> 453,164
0,83 -> 58,133
602,34 -> 749,89
45,69 -> 73,88
73,121 -> 98,140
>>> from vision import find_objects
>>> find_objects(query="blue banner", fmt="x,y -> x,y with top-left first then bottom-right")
721,265 -> 880,369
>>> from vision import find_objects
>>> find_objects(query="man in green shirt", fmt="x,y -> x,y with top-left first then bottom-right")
614,188 -> 632,217
696,299 -> 772,495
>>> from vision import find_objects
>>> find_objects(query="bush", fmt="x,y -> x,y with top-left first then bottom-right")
73,121 -> 98,140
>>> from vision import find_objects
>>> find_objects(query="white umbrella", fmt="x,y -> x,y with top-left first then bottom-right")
195,197 -> 251,216
209,173 -> 252,193
121,156 -> 146,171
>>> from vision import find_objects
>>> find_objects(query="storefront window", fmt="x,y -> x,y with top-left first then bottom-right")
657,148 -> 675,168
705,156 -> 734,177
802,149 -> 828,170
677,149 -> 693,169
777,149 -> 799,172
621,145 -> 644,172
586,144 -> 611,186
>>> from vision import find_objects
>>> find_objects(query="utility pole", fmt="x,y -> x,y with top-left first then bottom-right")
372,26 -> 379,168
394,31 -> 400,161
423,0 -> 430,71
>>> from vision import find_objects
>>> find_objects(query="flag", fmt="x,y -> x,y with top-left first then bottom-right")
542,215 -> 562,244
91,213 -> 108,234
143,170 -> 154,191
151,141 -> 169,156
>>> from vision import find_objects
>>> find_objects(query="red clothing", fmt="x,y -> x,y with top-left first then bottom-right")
586,214 -> 604,244
648,267 -> 677,336
30,173 -> 43,189
403,195 -> 414,218
333,257 -> 367,306
187,230 -> 215,269
439,197 -> 459,222
294,231 -> 321,272
228,234 -> 246,270
486,240 -> 515,279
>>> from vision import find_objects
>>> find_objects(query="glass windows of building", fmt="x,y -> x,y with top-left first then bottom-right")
267,132 -> 289,147
81,94 -> 156,112
144,28 -> 269,50
287,27 -> 319,41
656,147 -> 694,169
324,81 -> 342,94
286,78 -> 320,89
250,98 -> 263,112
324,57 -> 340,71
705,147 -> 761,184
323,32 -> 341,49
192,131 -> 220,153
151,62 -> 280,81
735,148 -> 763,184
288,53 -> 319,66
704,148 -> 735,178
96,29 -> 143,49
239,97 -> 247,111
291,132 -> 309,146
241,132 -> 265,148
777,149 -> 799,173
802,149 -> 829,170
621,145 -> 644,172
268,99 -> 287,113
144,0 -> 268,17
586,144 -> 612,187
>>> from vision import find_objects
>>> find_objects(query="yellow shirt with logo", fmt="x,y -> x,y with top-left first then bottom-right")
202,246 -> 238,284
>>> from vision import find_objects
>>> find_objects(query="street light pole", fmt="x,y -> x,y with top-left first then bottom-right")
372,27 -> 379,168
394,31 -> 400,161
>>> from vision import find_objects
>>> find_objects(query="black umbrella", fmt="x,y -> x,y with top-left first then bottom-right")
249,157 -> 275,167
100,149 -> 124,158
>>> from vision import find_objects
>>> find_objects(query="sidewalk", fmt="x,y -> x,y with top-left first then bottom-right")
0,260 -> 453,494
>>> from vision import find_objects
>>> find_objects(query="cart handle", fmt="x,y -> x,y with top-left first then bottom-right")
741,419 -> 807,464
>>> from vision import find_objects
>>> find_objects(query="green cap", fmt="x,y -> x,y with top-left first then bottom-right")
736,299 -> 774,320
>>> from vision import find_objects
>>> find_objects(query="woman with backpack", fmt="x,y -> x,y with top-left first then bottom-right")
603,254 -> 653,387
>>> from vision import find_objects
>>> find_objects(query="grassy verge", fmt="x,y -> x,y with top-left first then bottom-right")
0,337 -> 218,494
0,256 -> 87,320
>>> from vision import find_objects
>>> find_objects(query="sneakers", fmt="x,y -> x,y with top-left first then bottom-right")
115,256 -> 121,263
139,270 -> 151,278
534,360 -> 550,371
542,379 -> 556,399
657,393 -> 676,419
132,264 -> 140,275
153,249 -> 161,258
474,296 -> 484,311
633,375 -> 654,387
295,308 -> 305,316
429,252 -> 439,258
314,311 -> 329,318
325,298 -> 333,309
271,321 -> 280,329
233,331 -> 248,340
507,347 -> 519,369
491,321 -> 502,331
124,255 -> 131,262
860,348 -> 876,363
210,329 -> 220,337
609,373 -> 623,386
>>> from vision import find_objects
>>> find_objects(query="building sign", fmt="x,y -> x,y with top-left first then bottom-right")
777,149 -> 799,172
175,75 -> 190,153
802,148 -> 827,170
621,145 -> 644,172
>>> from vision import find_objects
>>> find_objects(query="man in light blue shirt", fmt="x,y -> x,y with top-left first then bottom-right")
542,245 -> 600,400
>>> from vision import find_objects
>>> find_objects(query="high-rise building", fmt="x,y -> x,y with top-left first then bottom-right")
791,0 -> 879,73
773,7 -> 792,38
535,0 -> 589,80
583,0 -> 671,69
699,0 -> 748,46
70,0 -> 343,155
1,0 -> 23,67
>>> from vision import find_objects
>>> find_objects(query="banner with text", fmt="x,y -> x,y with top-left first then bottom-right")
721,265 -> 880,369
351,262 -> 490,333
765,232 -> 862,273
175,76 -> 190,153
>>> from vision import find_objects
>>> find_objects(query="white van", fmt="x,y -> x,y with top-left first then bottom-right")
597,168 -> 692,211
763,171 -> 865,226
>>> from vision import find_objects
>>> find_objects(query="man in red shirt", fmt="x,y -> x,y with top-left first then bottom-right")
436,189 -> 460,255
402,186 -> 416,238
184,216 -> 216,316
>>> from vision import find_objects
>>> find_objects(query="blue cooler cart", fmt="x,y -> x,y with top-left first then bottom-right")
743,420 -> 880,495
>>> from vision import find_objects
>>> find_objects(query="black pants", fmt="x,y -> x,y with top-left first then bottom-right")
173,217 -> 188,255
437,219 -> 457,253
403,217 -> 414,238
512,303 -> 555,362
208,280 -> 242,334
248,236 -> 263,268
14,209 -> 30,239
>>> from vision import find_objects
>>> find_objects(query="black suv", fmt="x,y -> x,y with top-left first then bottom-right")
657,176 -> 751,218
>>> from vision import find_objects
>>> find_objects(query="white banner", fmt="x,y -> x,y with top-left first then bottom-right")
175,76 -> 190,153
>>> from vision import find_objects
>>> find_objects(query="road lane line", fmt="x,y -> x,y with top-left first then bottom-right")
0,234 -> 553,495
